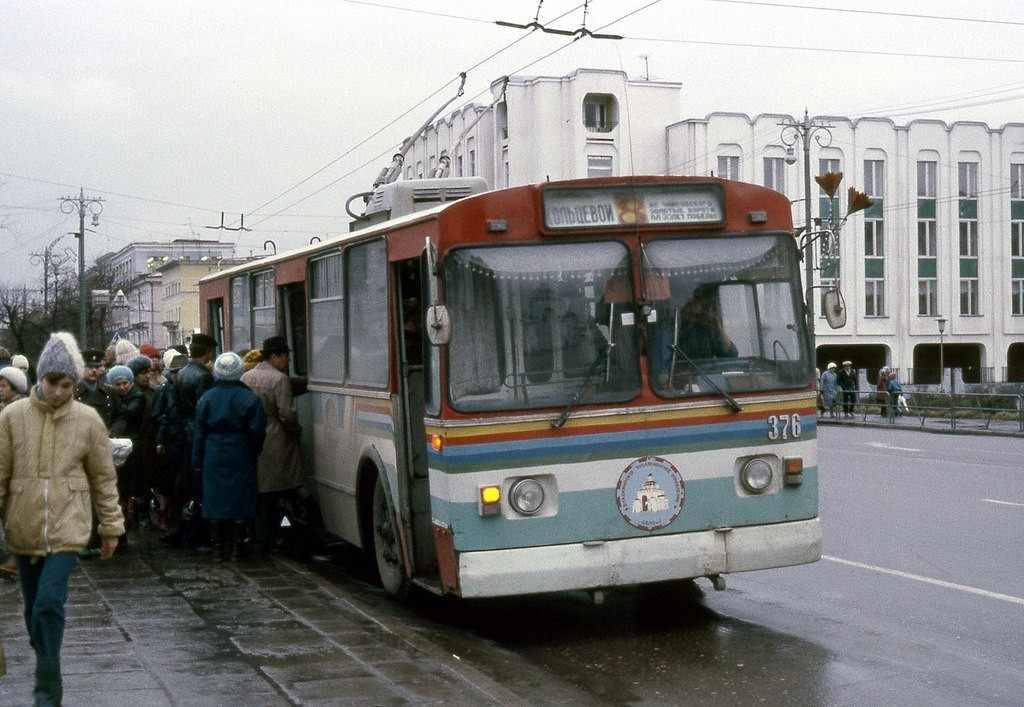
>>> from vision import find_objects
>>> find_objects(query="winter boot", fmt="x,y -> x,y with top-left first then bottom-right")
33,655 -> 62,707
230,520 -> 248,562
208,520 -> 224,563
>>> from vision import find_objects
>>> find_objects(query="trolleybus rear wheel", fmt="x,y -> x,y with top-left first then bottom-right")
372,475 -> 408,597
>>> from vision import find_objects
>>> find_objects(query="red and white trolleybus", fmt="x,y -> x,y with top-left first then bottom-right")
199,175 -> 821,598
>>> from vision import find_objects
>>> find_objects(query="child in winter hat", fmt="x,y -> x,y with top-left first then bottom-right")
36,332 -> 85,382
0,366 -> 29,395
213,351 -> 245,381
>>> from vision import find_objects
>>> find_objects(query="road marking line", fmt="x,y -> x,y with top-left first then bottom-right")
983,498 -> 1024,508
866,441 -> 923,452
822,555 -> 1024,607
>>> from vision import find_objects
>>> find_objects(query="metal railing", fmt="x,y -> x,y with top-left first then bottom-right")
819,389 -> 1024,432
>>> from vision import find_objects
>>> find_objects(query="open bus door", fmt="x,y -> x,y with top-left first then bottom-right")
394,256 -> 437,582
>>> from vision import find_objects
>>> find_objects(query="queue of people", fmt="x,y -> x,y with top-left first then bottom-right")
0,330 -> 313,703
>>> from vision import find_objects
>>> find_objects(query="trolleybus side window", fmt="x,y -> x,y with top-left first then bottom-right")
309,251 -> 345,382
230,275 -> 250,351
229,269 -> 275,352
345,238 -> 388,387
444,240 -> 640,412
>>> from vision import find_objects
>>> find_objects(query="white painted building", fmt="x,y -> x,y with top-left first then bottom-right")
407,68 -> 1024,384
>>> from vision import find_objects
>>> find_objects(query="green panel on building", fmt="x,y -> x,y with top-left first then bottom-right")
918,258 -> 937,278
865,258 -> 885,278
1012,201 -> 1024,220
865,198 -> 884,219
1013,259 -> 1024,278
960,258 -> 978,278
959,199 -> 978,220
918,199 -> 936,219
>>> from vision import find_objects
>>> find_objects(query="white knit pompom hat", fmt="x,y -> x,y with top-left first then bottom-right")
36,332 -> 85,381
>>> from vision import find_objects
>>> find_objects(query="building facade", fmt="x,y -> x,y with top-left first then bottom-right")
409,68 -> 1024,384
95,239 -> 235,349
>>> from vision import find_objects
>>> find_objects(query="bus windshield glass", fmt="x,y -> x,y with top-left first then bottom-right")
445,241 -> 640,412
643,234 -> 809,397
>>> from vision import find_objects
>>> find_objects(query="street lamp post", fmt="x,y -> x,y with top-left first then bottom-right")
780,110 -> 834,356
60,188 -> 104,345
937,317 -> 947,392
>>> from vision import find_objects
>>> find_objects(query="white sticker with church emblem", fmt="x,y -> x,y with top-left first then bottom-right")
616,456 -> 685,531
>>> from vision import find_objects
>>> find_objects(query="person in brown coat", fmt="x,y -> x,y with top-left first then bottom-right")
239,336 -> 306,555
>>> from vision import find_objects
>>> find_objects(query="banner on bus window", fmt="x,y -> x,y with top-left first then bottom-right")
542,184 -> 724,230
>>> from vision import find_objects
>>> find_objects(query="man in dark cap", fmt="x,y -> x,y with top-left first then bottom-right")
75,349 -> 123,433
240,336 -> 308,556
161,333 -> 216,546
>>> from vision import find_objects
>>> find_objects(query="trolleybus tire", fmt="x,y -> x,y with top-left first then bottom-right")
371,474 -> 409,598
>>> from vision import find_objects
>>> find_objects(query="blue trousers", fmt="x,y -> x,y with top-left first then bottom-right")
15,552 -> 77,658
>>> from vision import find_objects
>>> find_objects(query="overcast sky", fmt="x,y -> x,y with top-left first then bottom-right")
1,0 -> 1021,288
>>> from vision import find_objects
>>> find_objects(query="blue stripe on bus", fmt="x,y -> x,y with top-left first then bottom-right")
430,417 -> 816,472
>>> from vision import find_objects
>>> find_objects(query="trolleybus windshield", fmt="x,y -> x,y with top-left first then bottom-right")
445,240 -> 640,412
643,234 -> 809,397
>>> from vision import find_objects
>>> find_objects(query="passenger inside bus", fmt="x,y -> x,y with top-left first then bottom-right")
402,297 -> 423,367
655,285 -> 737,389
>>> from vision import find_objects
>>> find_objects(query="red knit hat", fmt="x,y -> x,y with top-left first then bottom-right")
139,343 -> 160,358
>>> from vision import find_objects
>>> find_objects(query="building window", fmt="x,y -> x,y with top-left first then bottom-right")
763,157 -> 785,191
865,280 -> 885,317
960,279 -> 979,315
1012,163 -> 1024,200
958,161 -> 978,197
588,155 -> 614,178
1013,280 -> 1024,316
918,279 -> 937,316
819,158 -> 840,178
864,220 -> 884,257
864,160 -> 885,198
959,221 -> 978,257
467,138 -> 476,177
918,220 -> 937,257
717,156 -> 740,180
582,94 -> 618,133
918,160 -> 937,198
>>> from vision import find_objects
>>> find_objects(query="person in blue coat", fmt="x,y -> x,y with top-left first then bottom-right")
192,352 -> 266,562
819,362 -> 839,418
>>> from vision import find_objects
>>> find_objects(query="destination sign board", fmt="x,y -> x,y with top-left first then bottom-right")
542,184 -> 724,230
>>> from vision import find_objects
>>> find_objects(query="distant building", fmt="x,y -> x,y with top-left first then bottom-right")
407,67 -> 1024,384
95,239 -> 235,348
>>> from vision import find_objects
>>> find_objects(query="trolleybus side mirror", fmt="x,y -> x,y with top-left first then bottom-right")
823,288 -> 847,329
426,304 -> 451,345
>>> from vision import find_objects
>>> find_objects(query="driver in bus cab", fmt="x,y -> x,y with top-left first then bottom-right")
657,285 -> 737,388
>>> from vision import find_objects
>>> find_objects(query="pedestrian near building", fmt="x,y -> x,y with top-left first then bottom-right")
876,366 -> 895,416
193,352 -> 266,562
75,349 -> 122,432
837,360 -> 858,418
107,361 -> 149,538
151,353 -> 188,532
240,336 -> 306,556
0,332 -> 125,705
819,362 -> 839,418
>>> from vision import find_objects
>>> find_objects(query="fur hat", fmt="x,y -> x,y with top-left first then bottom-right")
0,366 -> 29,394
11,354 -> 29,372
127,355 -> 152,376
162,349 -> 178,371
213,352 -> 245,381
139,343 -> 160,358
36,332 -> 85,381
114,339 -> 140,365
260,336 -> 291,355
168,354 -> 188,371
106,365 -> 134,383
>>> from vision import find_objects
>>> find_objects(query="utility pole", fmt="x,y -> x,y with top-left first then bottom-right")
60,188 -> 103,345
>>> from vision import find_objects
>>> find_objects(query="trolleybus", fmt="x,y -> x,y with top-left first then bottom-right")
199,175 -> 821,598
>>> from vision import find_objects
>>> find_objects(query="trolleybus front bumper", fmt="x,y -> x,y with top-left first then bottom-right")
451,517 -> 821,598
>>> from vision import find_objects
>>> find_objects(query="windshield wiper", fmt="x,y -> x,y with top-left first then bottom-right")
551,344 -> 611,428
670,345 -> 742,413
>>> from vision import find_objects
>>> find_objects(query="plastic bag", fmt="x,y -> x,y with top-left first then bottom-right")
110,438 -> 133,468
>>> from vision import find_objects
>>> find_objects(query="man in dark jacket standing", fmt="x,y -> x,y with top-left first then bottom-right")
161,333 -> 216,547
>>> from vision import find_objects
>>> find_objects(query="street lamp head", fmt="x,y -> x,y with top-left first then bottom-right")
784,147 -> 797,165
937,317 -> 947,334
91,213 -> 100,227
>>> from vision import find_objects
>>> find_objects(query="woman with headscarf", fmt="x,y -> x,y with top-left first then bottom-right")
193,352 -> 266,562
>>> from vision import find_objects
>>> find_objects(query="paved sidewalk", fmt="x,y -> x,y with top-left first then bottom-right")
0,535 -> 523,706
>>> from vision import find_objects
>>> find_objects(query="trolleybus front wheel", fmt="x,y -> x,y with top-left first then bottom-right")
372,475 -> 409,597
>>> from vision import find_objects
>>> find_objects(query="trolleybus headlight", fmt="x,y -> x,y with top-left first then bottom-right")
509,478 -> 545,515
740,458 -> 774,493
